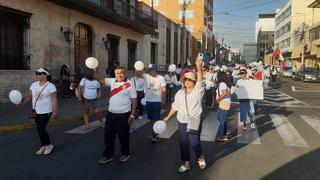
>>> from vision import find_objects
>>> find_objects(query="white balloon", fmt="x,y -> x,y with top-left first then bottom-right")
141,98 -> 146,106
9,90 -> 22,105
134,61 -> 145,71
153,120 -> 167,134
168,64 -> 176,72
85,57 -> 99,69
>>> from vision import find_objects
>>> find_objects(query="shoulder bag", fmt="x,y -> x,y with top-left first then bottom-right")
218,83 -> 231,111
28,82 -> 49,119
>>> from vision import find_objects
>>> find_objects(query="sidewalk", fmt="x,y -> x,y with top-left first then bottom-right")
0,87 -> 110,132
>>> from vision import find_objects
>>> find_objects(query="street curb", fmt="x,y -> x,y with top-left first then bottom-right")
0,116 -> 82,132
0,108 -> 108,132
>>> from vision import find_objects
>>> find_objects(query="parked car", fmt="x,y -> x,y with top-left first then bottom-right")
293,67 -> 320,82
281,67 -> 292,78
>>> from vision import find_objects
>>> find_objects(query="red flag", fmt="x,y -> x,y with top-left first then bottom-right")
274,48 -> 280,60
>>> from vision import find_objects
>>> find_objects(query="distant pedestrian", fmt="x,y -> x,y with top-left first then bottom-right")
176,64 -> 182,81
215,71 -> 231,142
78,69 -> 104,129
18,68 -> 58,155
60,64 -> 71,98
163,58 -> 206,173
130,70 -> 147,120
204,67 -> 214,108
97,66 -> 137,164
144,64 -> 166,142
164,71 -> 178,106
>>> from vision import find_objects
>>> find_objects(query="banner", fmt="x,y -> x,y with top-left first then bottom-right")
236,80 -> 264,100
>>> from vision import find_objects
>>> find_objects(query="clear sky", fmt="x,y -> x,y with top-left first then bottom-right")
213,0 -> 288,50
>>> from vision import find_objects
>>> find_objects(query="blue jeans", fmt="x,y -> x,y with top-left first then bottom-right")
217,108 -> 228,136
239,100 -> 254,123
178,123 -> 202,162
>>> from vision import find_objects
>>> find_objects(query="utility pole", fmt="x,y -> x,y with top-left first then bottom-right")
181,0 -> 186,65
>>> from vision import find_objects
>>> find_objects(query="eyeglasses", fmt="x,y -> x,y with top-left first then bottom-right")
36,72 -> 45,76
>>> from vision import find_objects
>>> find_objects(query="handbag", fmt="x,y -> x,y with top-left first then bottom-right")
28,82 -> 49,119
218,83 -> 231,111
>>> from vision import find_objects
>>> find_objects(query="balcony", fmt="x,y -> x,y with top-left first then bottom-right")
47,0 -> 157,34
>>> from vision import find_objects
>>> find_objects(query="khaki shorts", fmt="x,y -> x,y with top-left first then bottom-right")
82,98 -> 100,110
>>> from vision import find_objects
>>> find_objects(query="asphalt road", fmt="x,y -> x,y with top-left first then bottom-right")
1,78 -> 320,180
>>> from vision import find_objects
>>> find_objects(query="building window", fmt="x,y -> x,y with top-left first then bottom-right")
186,25 -> 194,32
150,0 -> 160,6
310,26 -> 320,41
0,6 -> 31,70
178,10 -> 194,19
178,0 -> 194,4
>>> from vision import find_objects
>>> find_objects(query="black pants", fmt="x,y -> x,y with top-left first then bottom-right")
62,80 -> 70,96
205,88 -> 213,107
136,91 -> 144,117
35,113 -> 52,146
104,111 -> 131,158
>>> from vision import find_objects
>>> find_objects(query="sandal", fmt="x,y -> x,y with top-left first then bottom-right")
178,165 -> 190,173
198,158 -> 206,170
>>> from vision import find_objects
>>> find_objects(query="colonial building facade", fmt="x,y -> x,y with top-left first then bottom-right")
0,0 -> 191,102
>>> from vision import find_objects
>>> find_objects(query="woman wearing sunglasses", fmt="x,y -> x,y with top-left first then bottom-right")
163,58 -> 206,173
18,68 -> 58,155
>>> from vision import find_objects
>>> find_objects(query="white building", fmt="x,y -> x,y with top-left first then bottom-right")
242,43 -> 257,64
255,14 -> 276,42
274,1 -> 292,57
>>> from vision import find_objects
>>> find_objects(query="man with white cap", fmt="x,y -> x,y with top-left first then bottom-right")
144,64 -> 166,142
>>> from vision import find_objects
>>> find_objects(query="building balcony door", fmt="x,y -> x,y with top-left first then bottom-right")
128,40 -> 137,71
74,23 -> 92,79
107,34 -> 120,77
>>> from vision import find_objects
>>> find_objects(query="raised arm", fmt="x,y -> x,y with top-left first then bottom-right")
195,58 -> 203,81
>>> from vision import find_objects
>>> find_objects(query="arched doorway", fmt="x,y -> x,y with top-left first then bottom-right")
74,23 -> 92,79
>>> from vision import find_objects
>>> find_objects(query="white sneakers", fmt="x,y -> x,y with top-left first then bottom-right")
36,146 -> 46,155
35,145 -> 54,155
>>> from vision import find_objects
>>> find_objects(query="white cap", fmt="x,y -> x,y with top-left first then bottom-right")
35,68 -> 50,75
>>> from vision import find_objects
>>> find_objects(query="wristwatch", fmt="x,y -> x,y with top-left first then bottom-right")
130,115 -> 135,118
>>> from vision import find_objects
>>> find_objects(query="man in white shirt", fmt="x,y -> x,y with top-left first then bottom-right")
97,66 -> 137,164
164,71 -> 178,106
144,64 -> 166,142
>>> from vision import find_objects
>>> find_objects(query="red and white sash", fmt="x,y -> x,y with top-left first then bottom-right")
110,82 -> 131,98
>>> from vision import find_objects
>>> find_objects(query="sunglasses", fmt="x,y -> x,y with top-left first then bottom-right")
36,72 -> 46,76
184,78 -> 194,82
239,73 -> 247,75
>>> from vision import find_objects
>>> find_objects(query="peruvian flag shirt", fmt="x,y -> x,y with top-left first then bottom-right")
105,78 -> 137,113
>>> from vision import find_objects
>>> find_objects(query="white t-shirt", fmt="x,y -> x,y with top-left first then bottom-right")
79,78 -> 100,100
172,80 -> 205,123
204,72 -> 214,90
130,77 -> 147,93
144,74 -> 166,102
30,81 -> 57,114
216,82 -> 231,103
105,78 -> 137,113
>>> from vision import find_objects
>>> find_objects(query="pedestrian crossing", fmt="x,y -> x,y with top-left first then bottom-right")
65,109 -> 320,149
258,88 -> 309,107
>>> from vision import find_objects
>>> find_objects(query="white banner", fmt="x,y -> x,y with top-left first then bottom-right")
236,80 -> 264,100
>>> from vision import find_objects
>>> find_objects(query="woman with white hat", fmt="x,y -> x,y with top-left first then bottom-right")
163,58 -> 206,173
18,68 -> 58,155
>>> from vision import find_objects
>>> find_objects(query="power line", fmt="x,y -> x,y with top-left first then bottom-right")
216,0 -> 284,13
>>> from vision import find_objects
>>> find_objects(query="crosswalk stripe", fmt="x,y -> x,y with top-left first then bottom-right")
66,119 -> 105,134
159,116 -> 178,139
66,109 -> 168,135
270,114 -> 309,147
130,115 -> 149,133
200,111 -> 219,142
272,89 -> 309,106
237,113 -> 261,144
300,115 -> 320,135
